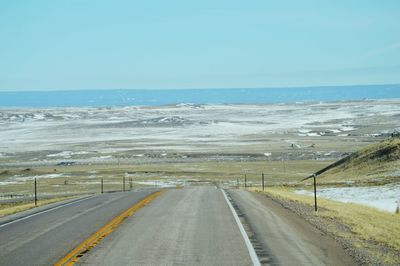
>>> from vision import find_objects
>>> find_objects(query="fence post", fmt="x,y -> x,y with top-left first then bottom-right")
244,174 -> 247,188
101,178 -> 104,194
123,176 -> 125,192
34,178 -> 37,206
313,174 -> 318,212
262,173 -> 265,191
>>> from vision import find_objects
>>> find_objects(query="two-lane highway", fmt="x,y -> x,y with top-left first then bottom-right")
0,189 -> 158,266
78,186 -> 254,265
1,186 -> 356,266
77,186 -> 355,266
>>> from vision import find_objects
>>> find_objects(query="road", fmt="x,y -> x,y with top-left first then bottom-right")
78,186 -> 355,265
0,186 -> 355,265
0,188 -> 157,266
78,186 -> 253,265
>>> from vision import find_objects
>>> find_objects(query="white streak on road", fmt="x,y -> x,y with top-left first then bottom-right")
221,189 -> 261,266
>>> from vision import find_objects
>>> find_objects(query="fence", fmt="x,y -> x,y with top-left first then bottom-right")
0,176 -> 140,206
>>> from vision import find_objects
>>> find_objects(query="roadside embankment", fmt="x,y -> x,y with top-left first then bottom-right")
251,187 -> 400,265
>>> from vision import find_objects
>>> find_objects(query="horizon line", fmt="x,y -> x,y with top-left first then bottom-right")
0,83 -> 399,93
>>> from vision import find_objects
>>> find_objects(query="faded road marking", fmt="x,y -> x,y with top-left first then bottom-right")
54,190 -> 164,266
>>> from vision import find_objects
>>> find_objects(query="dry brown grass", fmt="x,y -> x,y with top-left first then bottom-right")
320,137 -> 400,184
0,196 -> 77,218
0,160 -> 331,197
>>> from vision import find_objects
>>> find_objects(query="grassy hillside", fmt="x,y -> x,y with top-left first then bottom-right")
319,136 -> 400,184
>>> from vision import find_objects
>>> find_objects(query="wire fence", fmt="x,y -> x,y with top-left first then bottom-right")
0,177 -> 139,205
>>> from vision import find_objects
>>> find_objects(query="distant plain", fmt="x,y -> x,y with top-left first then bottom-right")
1,100 -> 400,195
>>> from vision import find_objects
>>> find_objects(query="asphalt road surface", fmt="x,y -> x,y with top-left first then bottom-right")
228,189 -> 355,265
79,186 -> 355,266
0,186 -> 355,266
78,186 -> 253,265
0,188 -> 157,266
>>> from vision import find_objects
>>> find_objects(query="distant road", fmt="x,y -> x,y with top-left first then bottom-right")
78,187 -> 355,265
0,189 -> 157,266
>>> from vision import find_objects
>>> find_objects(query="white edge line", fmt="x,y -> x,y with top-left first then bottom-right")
0,195 -> 95,228
221,189 -> 261,266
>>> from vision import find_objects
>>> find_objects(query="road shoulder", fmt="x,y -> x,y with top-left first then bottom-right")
228,189 -> 356,266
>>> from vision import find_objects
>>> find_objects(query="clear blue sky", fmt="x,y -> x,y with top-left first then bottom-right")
0,0 -> 399,91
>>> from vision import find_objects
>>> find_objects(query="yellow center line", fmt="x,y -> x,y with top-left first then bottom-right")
54,190 -> 164,266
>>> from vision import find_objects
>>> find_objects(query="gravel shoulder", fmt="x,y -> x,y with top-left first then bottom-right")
248,188 -> 400,265
228,189 -> 356,266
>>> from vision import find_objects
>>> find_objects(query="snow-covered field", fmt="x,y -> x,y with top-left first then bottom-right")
0,100 -> 400,166
0,173 -> 66,185
296,184 -> 400,213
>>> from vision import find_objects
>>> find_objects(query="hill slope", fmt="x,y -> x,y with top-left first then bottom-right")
318,136 -> 400,184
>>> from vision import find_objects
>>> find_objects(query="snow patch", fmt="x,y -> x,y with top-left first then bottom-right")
296,184 -> 400,213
